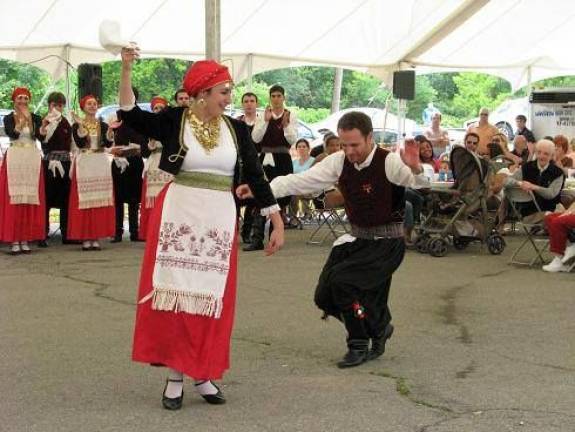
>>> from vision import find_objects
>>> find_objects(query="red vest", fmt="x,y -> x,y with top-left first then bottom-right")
260,114 -> 290,150
338,147 -> 405,227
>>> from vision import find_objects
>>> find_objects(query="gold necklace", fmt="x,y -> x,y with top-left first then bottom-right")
83,118 -> 99,136
187,111 -> 220,153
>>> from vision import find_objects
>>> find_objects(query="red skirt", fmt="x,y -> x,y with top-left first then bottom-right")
0,156 -> 46,242
67,171 -> 115,240
132,186 -> 237,380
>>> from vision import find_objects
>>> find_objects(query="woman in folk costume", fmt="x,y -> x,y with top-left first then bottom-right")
138,96 -> 173,240
118,46 -> 284,410
68,95 -> 115,251
0,87 -> 46,254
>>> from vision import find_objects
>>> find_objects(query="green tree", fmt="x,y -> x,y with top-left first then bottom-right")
0,60 -> 52,111
452,72 -> 511,120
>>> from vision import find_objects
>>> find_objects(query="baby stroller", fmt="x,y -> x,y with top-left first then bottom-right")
415,146 -> 506,257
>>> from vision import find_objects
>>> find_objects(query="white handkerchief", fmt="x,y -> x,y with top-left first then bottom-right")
99,20 -> 130,55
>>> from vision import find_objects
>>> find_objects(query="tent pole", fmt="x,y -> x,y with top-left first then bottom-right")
247,54 -> 253,91
65,45 -> 71,111
205,0 -> 221,61
331,67 -> 343,114
526,65 -> 532,126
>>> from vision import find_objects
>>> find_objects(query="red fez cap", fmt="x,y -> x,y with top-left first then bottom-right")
12,87 -> 31,102
80,95 -> 98,111
151,96 -> 168,110
182,60 -> 232,97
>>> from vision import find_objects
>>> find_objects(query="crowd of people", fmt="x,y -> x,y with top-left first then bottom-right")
0,51 -> 573,412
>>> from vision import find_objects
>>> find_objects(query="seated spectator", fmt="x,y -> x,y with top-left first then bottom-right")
312,134 -> 341,165
415,134 -> 440,172
567,138 -> 575,167
504,139 -> 565,223
553,134 -> 573,172
424,112 -> 449,157
463,132 -> 480,153
542,202 -> 575,272
511,135 -> 531,164
488,132 -> 522,164
290,138 -> 315,222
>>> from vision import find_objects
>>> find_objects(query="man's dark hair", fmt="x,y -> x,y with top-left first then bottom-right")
516,114 -> 527,122
174,88 -> 188,102
337,111 -> 373,138
269,84 -> 285,96
241,92 -> 258,103
47,91 -> 66,105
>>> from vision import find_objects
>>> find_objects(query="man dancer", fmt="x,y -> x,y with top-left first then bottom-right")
238,112 -> 427,367
173,88 -> 190,107
39,92 -> 73,246
244,85 -> 298,251
237,92 -> 259,244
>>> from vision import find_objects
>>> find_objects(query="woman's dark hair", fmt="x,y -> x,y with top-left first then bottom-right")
295,138 -> 310,149
464,132 -> 480,143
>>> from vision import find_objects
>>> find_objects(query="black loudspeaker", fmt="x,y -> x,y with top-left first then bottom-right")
78,63 -> 103,102
393,70 -> 415,100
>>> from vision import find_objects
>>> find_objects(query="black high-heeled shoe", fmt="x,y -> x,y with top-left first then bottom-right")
195,381 -> 226,405
162,379 -> 184,410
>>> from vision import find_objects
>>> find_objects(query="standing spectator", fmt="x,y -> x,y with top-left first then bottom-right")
466,107 -> 499,157
515,114 -> 535,144
424,112 -> 449,157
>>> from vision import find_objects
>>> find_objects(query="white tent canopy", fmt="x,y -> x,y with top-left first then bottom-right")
1,0 -> 575,90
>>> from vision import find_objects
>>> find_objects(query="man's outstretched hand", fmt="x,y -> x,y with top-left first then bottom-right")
400,138 -> 422,173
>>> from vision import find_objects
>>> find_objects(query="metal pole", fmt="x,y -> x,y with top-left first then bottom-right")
331,67 -> 343,113
526,65 -> 532,126
65,45 -> 71,111
205,0 -> 221,61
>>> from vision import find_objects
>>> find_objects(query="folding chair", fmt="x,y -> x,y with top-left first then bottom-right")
504,186 -> 549,266
306,206 -> 349,245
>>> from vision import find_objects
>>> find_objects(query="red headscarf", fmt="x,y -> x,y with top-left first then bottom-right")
182,60 -> 232,98
80,94 -> 98,111
150,96 -> 168,110
11,87 -> 31,102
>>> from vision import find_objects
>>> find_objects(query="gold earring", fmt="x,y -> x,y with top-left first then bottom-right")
197,98 -> 206,107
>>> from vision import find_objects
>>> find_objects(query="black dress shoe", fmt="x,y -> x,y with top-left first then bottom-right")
110,236 -> 123,243
162,379 -> 184,410
367,324 -> 394,361
242,241 -> 264,252
196,381 -> 226,405
130,236 -> 144,242
337,345 -> 368,369
37,240 -> 48,248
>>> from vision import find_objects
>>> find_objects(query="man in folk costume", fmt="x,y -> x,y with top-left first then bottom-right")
68,95 -> 115,251
138,96 -> 173,240
239,112 -> 429,368
237,91 -> 260,244
39,92 -> 72,246
118,46 -> 284,410
0,87 -> 46,254
243,84 -> 297,251
108,100 -> 147,243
